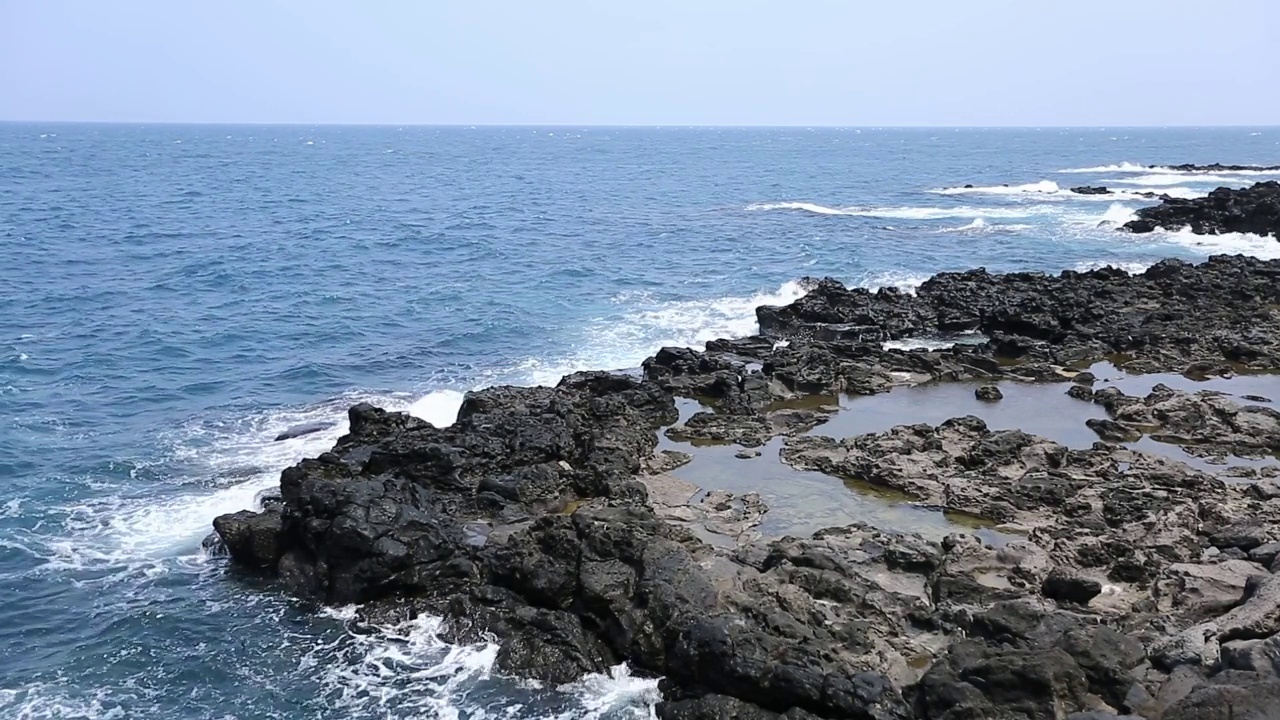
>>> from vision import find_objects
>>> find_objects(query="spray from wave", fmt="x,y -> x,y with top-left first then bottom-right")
1095,203 -> 1140,226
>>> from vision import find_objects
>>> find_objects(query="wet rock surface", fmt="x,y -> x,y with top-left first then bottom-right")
1123,181 -> 1280,238
215,256 -> 1280,718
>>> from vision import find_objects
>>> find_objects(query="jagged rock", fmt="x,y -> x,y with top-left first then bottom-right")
1042,569 -> 1103,605
1071,186 -> 1113,195
212,508 -> 284,570
975,384 -> 1003,401
211,256 -> 1280,718
1100,385 -> 1280,455
1086,418 -> 1143,443
1124,181 -> 1280,237
1068,385 -> 1096,401
1221,636 -> 1280,675
911,641 -> 1090,720
1161,670 -> 1280,720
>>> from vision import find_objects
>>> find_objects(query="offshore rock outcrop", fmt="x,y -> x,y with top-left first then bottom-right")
1123,181 -> 1280,238
1159,163 -> 1280,173
215,255 -> 1280,719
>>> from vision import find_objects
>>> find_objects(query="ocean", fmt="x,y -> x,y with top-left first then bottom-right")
1,124 -> 1278,719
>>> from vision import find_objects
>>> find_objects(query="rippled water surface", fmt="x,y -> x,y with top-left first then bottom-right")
2,124 -> 1278,718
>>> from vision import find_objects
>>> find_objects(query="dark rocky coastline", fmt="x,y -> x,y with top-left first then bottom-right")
1124,182 -> 1280,238
214,255 -> 1280,719
1158,164 -> 1280,173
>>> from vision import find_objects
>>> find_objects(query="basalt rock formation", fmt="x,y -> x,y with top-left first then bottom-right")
214,255 -> 1280,719
1124,182 -> 1280,238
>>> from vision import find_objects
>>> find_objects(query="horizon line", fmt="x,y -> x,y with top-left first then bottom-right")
2,120 -> 1278,130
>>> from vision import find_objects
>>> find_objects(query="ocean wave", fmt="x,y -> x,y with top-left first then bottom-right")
930,180 -> 1062,196
13,391 -> 430,576
1095,203 -> 1139,226
927,182 -> 1205,202
1149,227 -> 1280,261
939,218 -> 1036,234
1113,174 -> 1240,187
309,607 -> 658,720
747,202 -> 1050,220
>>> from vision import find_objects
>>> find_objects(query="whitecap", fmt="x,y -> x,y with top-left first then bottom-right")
942,218 -> 988,232
745,201 -> 850,216
1113,174 -> 1240,187
930,180 -> 1061,195
747,202 -> 1050,220
1057,162 -> 1153,174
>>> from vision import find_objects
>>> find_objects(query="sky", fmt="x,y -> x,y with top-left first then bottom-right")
2,0 -> 1278,126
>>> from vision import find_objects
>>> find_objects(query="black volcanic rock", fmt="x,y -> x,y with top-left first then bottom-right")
1123,181 -> 1280,237
1070,186 -> 1113,195
214,255 -> 1280,719
1160,163 -> 1280,173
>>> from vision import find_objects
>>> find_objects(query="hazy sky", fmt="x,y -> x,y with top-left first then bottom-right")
3,0 -> 1277,126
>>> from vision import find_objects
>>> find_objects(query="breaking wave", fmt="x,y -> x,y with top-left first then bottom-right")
930,180 -> 1062,196
746,202 -> 1051,220
1113,174 -> 1240,187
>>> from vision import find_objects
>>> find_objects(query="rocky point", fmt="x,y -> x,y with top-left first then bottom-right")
214,254 -> 1280,719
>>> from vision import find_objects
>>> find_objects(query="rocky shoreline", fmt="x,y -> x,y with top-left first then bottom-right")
214,255 -> 1280,719
1124,181 -> 1280,238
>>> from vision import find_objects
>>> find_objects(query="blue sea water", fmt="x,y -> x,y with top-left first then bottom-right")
1,124 -> 1278,719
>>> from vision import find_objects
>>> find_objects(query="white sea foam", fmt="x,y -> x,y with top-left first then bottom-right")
555,665 -> 662,719
19,392 -> 426,574
1071,260 -> 1154,275
0,683 -> 127,720
942,218 -> 987,232
308,608 -> 658,719
1096,203 -> 1139,226
745,201 -> 850,215
930,180 -> 1062,195
861,270 -> 932,294
747,202 -> 1049,220
407,389 -> 467,428
882,338 -> 958,351
1057,162 -> 1157,174
309,612 -> 501,720
1113,173 -> 1240,187
1153,227 -> 1280,260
